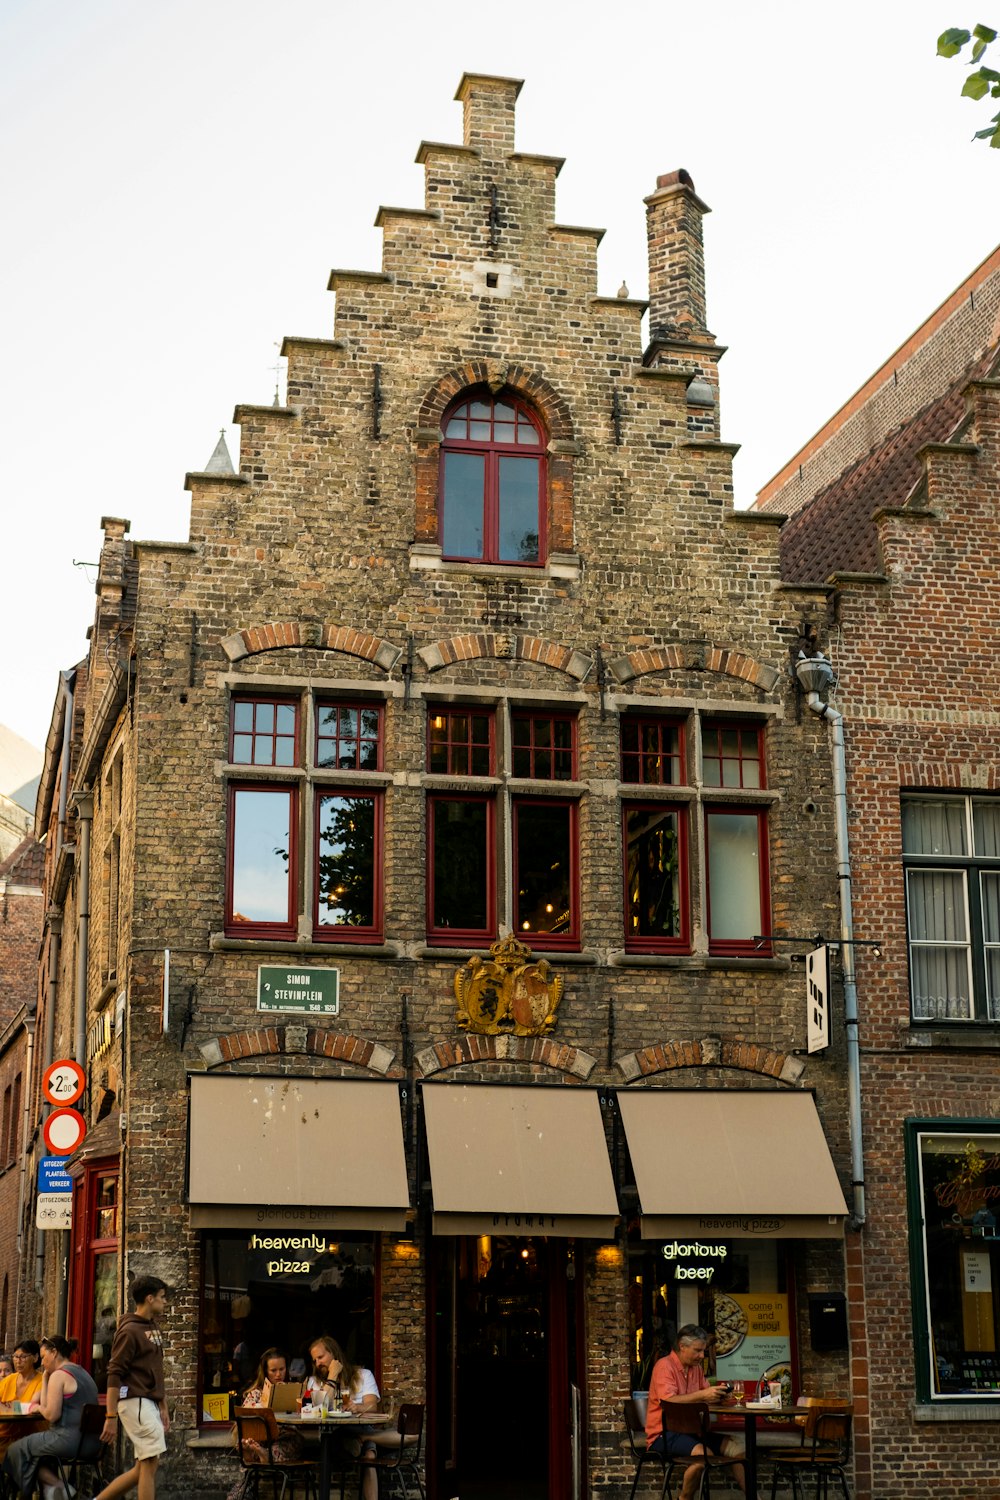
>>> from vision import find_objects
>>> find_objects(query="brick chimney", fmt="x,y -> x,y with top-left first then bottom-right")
645,169 -> 711,338
455,72 -> 523,158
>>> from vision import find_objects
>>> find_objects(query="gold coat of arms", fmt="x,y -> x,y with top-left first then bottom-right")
454,934 -> 564,1037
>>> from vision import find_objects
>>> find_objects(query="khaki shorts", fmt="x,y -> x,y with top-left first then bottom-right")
118,1396 -> 167,1460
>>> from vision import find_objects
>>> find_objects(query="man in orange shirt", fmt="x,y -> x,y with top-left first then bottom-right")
645,1324 -> 745,1500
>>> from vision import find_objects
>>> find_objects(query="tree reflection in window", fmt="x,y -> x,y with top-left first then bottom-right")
317,793 -> 377,929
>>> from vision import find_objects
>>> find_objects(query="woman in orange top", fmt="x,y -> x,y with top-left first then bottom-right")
0,1342 -> 45,1461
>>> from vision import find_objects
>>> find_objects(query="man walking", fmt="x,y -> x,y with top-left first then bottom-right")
93,1276 -> 170,1500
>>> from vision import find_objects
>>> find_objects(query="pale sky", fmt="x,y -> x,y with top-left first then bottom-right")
2,0 -> 996,751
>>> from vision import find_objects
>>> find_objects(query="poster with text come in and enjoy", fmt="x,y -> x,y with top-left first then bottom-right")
714,1291 -> 791,1387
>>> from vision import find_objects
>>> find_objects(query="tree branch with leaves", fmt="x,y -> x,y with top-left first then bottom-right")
939,23 -> 1000,145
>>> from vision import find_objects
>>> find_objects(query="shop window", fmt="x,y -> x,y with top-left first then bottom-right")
909,1125 -> 1000,1399
619,716 -> 770,955
439,390 -> 547,565
68,1163 -> 119,1395
426,707 -> 580,949
225,697 -> 385,943
902,794 -> 1000,1021
199,1230 -> 377,1423
627,1237 -> 792,1397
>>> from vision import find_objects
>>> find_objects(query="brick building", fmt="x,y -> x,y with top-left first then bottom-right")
0,835 -> 44,1353
759,248 -> 1000,1495
25,76 -> 861,1498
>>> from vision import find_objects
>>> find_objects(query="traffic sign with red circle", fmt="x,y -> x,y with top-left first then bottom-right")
43,1108 -> 87,1156
42,1059 -> 86,1108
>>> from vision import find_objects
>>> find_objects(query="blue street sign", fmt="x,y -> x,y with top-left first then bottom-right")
38,1156 -> 73,1194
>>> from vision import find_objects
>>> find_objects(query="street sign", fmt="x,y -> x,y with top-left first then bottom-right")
38,1157 -> 73,1194
257,965 -> 340,1016
36,1193 -> 73,1231
806,945 -> 830,1054
43,1107 -> 87,1156
42,1059 -> 86,1108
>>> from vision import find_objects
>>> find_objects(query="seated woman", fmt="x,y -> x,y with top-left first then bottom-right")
228,1348 -> 303,1500
3,1334 -> 99,1500
0,1341 -> 44,1463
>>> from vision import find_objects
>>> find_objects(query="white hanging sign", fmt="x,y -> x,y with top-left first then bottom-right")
806,945 -> 830,1054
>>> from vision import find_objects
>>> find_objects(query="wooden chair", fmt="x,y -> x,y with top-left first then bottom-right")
661,1402 -> 745,1499
358,1403 -> 424,1499
234,1406 -> 319,1500
768,1403 -> 853,1500
50,1403 -> 111,1499
622,1398 -> 669,1500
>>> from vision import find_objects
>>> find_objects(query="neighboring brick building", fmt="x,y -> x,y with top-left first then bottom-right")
26,76 -> 862,1498
0,835 -> 44,1352
760,257 -> 1000,1495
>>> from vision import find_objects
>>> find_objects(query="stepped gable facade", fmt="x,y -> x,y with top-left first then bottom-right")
28,76 -> 859,1497
759,257 -> 1000,1496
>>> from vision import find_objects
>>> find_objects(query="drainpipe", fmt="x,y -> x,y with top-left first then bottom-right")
56,789 -> 94,1334
71,791 -> 94,1069
37,914 -> 63,1295
15,1016 -> 37,1257
795,653 -> 866,1230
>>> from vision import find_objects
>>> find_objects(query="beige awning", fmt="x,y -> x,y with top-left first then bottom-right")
616,1089 -> 848,1240
188,1076 -> 410,1232
422,1084 -> 619,1238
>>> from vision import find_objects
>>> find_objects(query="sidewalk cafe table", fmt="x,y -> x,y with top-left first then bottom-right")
276,1410 -> 393,1500
711,1403 -> 806,1500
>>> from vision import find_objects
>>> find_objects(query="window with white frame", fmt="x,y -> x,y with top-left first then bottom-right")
901,794 -> 1000,1021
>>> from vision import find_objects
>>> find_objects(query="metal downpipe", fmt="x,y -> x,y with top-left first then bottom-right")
798,659 -> 866,1230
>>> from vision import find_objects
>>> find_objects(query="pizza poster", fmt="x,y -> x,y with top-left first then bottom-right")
714,1292 -> 791,1383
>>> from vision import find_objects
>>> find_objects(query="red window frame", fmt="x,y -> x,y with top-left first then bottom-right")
701,721 -> 765,789
427,707 -> 495,776
229,696 -> 299,767
704,804 -> 771,956
511,712 -> 577,781
622,802 -> 691,953
426,793 -> 496,946
620,716 -> 686,786
225,782 -> 299,939
312,787 -> 384,942
512,796 -> 579,949
439,389 -> 548,566
315,701 -> 383,771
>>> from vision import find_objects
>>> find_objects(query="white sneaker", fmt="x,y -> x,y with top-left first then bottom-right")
42,1484 -> 76,1500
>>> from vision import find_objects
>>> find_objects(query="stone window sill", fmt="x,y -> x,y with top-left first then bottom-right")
913,1401 -> 999,1421
409,544 -> 581,582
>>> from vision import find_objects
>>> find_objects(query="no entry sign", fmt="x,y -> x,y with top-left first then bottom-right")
43,1107 -> 87,1156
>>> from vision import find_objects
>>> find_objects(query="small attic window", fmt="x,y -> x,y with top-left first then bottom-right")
485,272 -> 499,289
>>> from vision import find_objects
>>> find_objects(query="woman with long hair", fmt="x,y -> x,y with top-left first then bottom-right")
228,1348 -> 302,1500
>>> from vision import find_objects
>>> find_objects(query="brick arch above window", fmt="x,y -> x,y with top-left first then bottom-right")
608,643 -> 780,692
197,1025 -> 396,1074
616,1035 -> 805,1086
220,620 -> 402,670
417,631 -> 592,680
413,363 -> 578,554
416,1033 -> 598,1081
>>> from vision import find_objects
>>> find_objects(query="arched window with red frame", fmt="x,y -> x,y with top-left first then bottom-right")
439,389 -> 547,564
